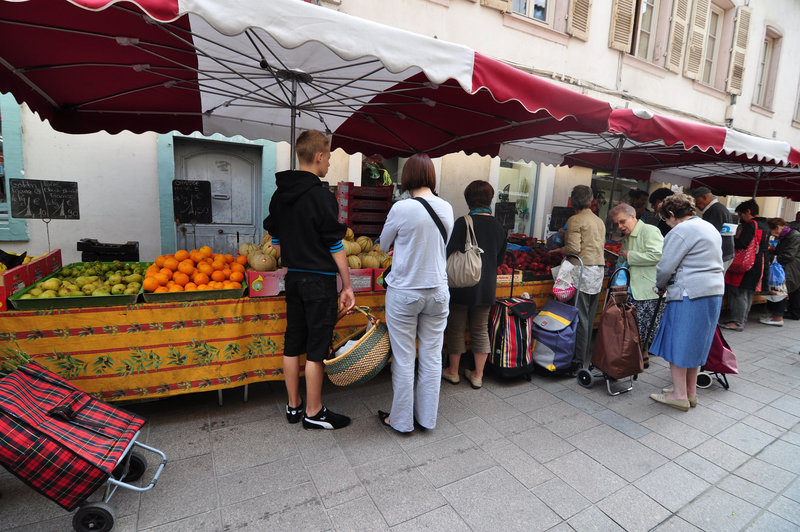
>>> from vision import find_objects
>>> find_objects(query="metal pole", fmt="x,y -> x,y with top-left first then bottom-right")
605,136 -> 627,215
752,165 -> 763,199
290,77 -> 297,170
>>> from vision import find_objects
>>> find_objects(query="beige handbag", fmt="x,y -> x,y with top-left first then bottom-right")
446,215 -> 484,288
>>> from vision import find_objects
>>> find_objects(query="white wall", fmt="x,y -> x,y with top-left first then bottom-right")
2,108 -> 161,265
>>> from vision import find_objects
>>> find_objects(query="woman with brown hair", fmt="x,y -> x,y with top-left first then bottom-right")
649,193 -> 724,411
442,180 -> 506,389
377,154 -> 454,432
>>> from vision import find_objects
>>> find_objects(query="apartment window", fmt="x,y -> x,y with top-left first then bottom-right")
753,27 -> 781,109
633,0 -> 659,60
700,5 -> 722,85
512,0 -> 550,23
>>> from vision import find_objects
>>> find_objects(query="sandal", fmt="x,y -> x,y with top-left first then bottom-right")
720,322 -> 744,332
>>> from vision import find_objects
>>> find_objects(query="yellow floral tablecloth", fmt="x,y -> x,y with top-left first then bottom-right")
0,282 -> 552,402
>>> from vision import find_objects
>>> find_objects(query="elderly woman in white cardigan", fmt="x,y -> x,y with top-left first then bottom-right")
649,194 -> 724,412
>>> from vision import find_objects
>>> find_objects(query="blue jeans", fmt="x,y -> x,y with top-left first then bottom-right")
384,285 -> 449,432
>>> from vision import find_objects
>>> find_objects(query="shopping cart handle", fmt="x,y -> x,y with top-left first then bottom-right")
106,440 -> 168,493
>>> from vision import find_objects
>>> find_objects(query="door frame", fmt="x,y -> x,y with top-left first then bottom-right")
157,132 -> 277,254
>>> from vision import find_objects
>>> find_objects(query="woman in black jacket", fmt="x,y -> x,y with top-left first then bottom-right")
442,181 -> 506,389
721,200 -> 769,331
760,218 -> 800,326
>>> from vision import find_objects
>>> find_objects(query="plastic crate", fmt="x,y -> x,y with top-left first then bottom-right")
0,264 -> 32,311
77,239 -> 139,262
246,269 -> 287,297
336,268 -> 374,292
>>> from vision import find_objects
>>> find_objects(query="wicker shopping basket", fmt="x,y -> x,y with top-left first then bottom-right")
324,306 -> 391,386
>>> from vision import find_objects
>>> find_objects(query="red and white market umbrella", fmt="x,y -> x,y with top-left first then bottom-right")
0,0 -> 612,161
501,108 -> 800,199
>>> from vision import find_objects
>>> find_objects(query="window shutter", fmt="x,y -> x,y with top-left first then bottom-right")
683,0 -> 711,79
608,0 -> 635,51
665,0 -> 690,72
567,0 -> 592,41
480,0 -> 509,12
726,5 -> 752,95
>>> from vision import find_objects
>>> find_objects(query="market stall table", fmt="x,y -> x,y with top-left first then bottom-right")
0,283 -> 547,402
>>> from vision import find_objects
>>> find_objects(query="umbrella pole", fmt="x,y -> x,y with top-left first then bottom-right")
605,136 -> 626,228
290,78 -> 298,170
752,165 -> 763,199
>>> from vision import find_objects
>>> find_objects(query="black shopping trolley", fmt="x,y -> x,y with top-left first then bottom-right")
0,362 -> 166,532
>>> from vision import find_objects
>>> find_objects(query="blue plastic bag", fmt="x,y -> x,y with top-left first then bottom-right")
769,261 -> 786,286
611,257 -> 628,286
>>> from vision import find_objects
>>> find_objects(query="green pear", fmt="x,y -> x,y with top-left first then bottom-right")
111,283 -> 126,295
92,288 -> 111,296
41,278 -> 62,291
107,274 -> 123,285
28,288 -> 43,297
125,274 -> 142,284
38,290 -> 58,298
81,284 -> 96,295
127,282 -> 141,291
57,287 -> 71,297
68,289 -> 84,297
19,294 -> 34,299
124,286 -> 139,295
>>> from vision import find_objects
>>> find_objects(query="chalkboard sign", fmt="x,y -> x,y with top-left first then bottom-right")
172,180 -> 212,224
494,201 -> 517,233
548,206 -> 574,231
9,178 -> 80,219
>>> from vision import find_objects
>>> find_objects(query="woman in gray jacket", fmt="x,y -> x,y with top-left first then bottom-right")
648,194 -> 724,412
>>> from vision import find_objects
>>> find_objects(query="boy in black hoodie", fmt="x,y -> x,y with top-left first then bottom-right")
264,130 -> 355,430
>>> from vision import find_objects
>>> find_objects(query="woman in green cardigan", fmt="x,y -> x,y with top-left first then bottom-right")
609,203 -> 664,365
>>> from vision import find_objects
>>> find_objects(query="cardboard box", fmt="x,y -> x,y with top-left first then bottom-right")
246,269 -> 287,297
496,270 -> 523,286
372,268 -> 387,292
337,268 -> 374,292
0,264 -> 32,312
27,249 -> 62,282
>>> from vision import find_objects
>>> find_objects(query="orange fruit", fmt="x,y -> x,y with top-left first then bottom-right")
154,286 -> 169,293
153,272 -> 170,286
212,261 -> 226,271
163,257 -> 179,272
222,267 -> 232,278
235,255 -> 248,266
197,284 -> 209,290
212,254 -> 225,263
229,281 -> 242,289
192,272 -> 209,285
168,284 -> 184,292
224,253 -> 234,263
178,260 -> 195,275
199,245 -> 213,258
174,249 -> 189,262
190,251 -> 204,264
229,271 -> 244,282
173,272 -> 190,286
145,265 -> 160,277
196,262 -> 213,275
154,255 -> 167,268
167,280 -> 176,288
159,267 -> 174,279
222,280 -> 236,289
211,270 -> 226,282
231,263 -> 245,274
142,277 -> 160,292
184,282 -> 198,291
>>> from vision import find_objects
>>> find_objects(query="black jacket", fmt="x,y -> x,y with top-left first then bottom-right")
702,201 -> 734,261
776,228 -> 800,293
447,215 -> 506,306
263,170 -> 345,274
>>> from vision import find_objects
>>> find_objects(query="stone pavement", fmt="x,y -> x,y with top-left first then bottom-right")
2,310 -> 799,531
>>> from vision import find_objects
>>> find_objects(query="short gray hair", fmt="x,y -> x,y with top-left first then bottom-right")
608,202 -> 636,219
570,185 -> 593,210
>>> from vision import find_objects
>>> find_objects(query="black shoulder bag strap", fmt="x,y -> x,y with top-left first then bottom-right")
413,197 -> 447,243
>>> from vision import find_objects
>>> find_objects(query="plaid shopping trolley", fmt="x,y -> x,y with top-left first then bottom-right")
0,362 -> 166,532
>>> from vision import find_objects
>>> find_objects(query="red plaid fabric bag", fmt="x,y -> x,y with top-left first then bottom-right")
0,362 -> 145,510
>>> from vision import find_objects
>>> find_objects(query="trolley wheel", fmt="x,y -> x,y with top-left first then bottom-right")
112,451 -> 147,482
696,372 -> 713,389
576,368 -> 594,388
72,501 -> 115,532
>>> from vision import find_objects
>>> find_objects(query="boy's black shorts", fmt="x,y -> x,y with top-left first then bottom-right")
283,272 -> 338,363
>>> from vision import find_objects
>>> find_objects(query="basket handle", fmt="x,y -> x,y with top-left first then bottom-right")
336,305 -> 377,324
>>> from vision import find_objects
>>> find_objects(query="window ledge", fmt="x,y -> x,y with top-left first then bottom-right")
750,103 -> 774,117
503,12 -> 568,46
621,54 -> 669,78
692,81 -> 728,101
792,119 -> 800,130
426,0 -> 450,6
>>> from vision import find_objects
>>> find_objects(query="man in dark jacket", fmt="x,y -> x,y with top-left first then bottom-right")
691,187 -> 734,270
263,130 -> 355,430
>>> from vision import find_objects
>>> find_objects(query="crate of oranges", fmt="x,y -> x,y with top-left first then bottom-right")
142,246 -> 247,303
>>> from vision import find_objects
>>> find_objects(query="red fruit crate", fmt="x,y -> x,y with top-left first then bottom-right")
246,269 -> 287,297
336,268 -> 374,292
0,264 -> 32,311
372,268 -> 386,292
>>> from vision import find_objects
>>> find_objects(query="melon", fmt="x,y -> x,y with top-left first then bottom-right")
356,236 -> 373,253
248,252 -> 277,272
347,255 -> 362,269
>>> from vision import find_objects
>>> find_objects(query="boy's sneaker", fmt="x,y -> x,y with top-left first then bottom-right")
302,406 -> 350,430
286,401 -> 304,424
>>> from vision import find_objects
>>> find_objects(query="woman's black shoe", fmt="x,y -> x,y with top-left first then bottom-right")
378,410 -> 391,425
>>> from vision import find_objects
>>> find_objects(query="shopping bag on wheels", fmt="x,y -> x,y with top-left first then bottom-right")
590,285 -> 643,379
531,299 -> 579,373
488,298 -> 538,377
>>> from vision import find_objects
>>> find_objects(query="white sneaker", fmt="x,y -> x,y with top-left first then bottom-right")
759,317 -> 784,327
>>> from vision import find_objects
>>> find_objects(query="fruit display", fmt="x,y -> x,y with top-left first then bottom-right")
143,246 -> 246,293
238,235 -> 280,272
499,248 -> 562,277
18,261 -> 148,299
